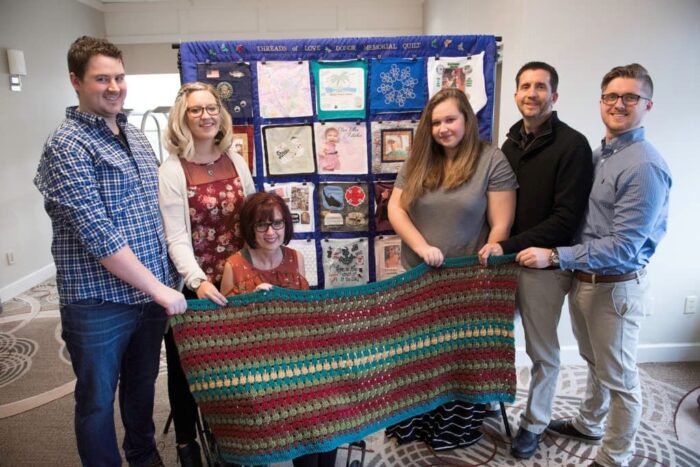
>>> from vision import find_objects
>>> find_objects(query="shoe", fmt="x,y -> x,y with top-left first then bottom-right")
510,427 -> 542,459
546,418 -> 602,445
130,450 -> 165,467
177,441 -> 203,467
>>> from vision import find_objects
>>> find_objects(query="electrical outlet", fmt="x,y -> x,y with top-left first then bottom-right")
684,296 -> 698,315
5,251 -> 15,266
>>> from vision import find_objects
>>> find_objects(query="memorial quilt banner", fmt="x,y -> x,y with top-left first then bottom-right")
321,237 -> 369,287
170,255 -> 518,465
370,120 -> 418,173
232,125 -> 255,174
262,124 -> 316,176
369,57 -> 426,114
180,35 -> 497,139
311,60 -> 368,120
373,181 -> 394,232
427,51 -> 487,113
317,182 -> 370,233
313,122 -> 368,174
289,238 -> 318,287
264,182 -> 316,233
178,35 -> 498,286
374,234 -> 405,280
197,62 -> 253,118
257,60 -> 313,119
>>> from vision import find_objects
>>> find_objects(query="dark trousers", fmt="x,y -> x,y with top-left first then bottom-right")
164,287 -> 200,445
164,326 -> 199,444
292,449 -> 338,467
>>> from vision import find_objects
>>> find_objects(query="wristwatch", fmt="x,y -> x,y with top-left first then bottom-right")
189,278 -> 204,291
549,248 -> 560,267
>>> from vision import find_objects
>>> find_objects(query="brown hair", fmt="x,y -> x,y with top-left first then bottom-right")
516,61 -> 559,93
67,36 -> 123,80
239,192 -> 294,249
601,63 -> 654,98
400,88 -> 484,210
164,82 -> 234,161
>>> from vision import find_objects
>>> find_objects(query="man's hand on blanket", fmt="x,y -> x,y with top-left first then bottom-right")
515,247 -> 554,269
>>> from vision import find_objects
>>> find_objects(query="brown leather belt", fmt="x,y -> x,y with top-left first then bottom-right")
574,269 -> 646,284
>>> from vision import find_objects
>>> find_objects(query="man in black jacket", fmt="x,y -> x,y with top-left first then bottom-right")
479,62 -> 593,459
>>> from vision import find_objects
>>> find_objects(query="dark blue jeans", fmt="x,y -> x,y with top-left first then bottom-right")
60,299 -> 167,467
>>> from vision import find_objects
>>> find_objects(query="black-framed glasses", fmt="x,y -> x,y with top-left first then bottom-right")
186,104 -> 221,117
601,93 -> 651,106
254,220 -> 285,232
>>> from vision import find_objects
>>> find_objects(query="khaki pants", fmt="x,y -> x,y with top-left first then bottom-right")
569,273 -> 649,467
517,268 -> 573,434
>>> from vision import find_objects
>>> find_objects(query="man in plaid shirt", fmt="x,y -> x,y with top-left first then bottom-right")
34,36 -> 186,467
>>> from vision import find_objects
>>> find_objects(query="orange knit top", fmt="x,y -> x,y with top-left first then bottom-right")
222,246 -> 309,296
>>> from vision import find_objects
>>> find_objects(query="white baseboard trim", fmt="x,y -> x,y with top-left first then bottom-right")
516,342 -> 700,367
636,342 -> 700,363
0,263 -> 56,303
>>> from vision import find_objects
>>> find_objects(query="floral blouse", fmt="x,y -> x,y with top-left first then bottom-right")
182,155 -> 245,285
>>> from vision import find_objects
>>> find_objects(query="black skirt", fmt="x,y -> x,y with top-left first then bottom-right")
386,401 -> 486,451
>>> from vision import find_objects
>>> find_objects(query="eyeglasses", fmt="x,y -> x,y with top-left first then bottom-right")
253,220 -> 285,232
186,104 -> 221,117
601,93 -> 651,106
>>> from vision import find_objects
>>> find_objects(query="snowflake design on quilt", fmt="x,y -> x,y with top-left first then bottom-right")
376,64 -> 418,107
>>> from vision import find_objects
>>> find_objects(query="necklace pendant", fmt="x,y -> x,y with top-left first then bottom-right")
207,166 -> 214,176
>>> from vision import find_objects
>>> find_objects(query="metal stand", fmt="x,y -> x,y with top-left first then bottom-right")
345,440 -> 366,467
500,401 -> 512,438
163,409 -> 219,467
139,106 -> 170,164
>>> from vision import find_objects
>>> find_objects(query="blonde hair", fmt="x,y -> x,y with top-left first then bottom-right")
400,88 -> 484,210
164,82 -> 234,161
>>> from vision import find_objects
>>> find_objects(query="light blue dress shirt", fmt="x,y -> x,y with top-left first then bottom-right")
558,127 -> 671,275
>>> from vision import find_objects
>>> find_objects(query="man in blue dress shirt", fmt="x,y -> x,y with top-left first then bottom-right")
34,36 -> 187,467
516,63 -> 672,467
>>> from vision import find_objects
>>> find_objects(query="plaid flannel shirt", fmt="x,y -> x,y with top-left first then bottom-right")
35,107 -> 177,305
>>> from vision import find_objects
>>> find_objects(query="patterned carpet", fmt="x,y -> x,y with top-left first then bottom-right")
1,279 -> 699,466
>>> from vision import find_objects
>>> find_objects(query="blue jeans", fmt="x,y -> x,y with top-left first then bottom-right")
60,299 -> 167,467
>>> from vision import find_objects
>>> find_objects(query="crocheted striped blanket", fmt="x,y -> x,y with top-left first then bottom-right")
170,255 -> 519,465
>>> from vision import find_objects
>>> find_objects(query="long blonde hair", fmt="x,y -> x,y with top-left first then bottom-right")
164,82 -> 234,161
400,88 -> 484,210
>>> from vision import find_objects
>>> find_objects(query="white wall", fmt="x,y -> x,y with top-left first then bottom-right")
425,0 -> 700,363
102,0 -> 424,44
0,0 -> 106,300
101,0 -> 424,75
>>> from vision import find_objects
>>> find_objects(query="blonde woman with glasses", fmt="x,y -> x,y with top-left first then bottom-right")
159,82 -> 255,467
